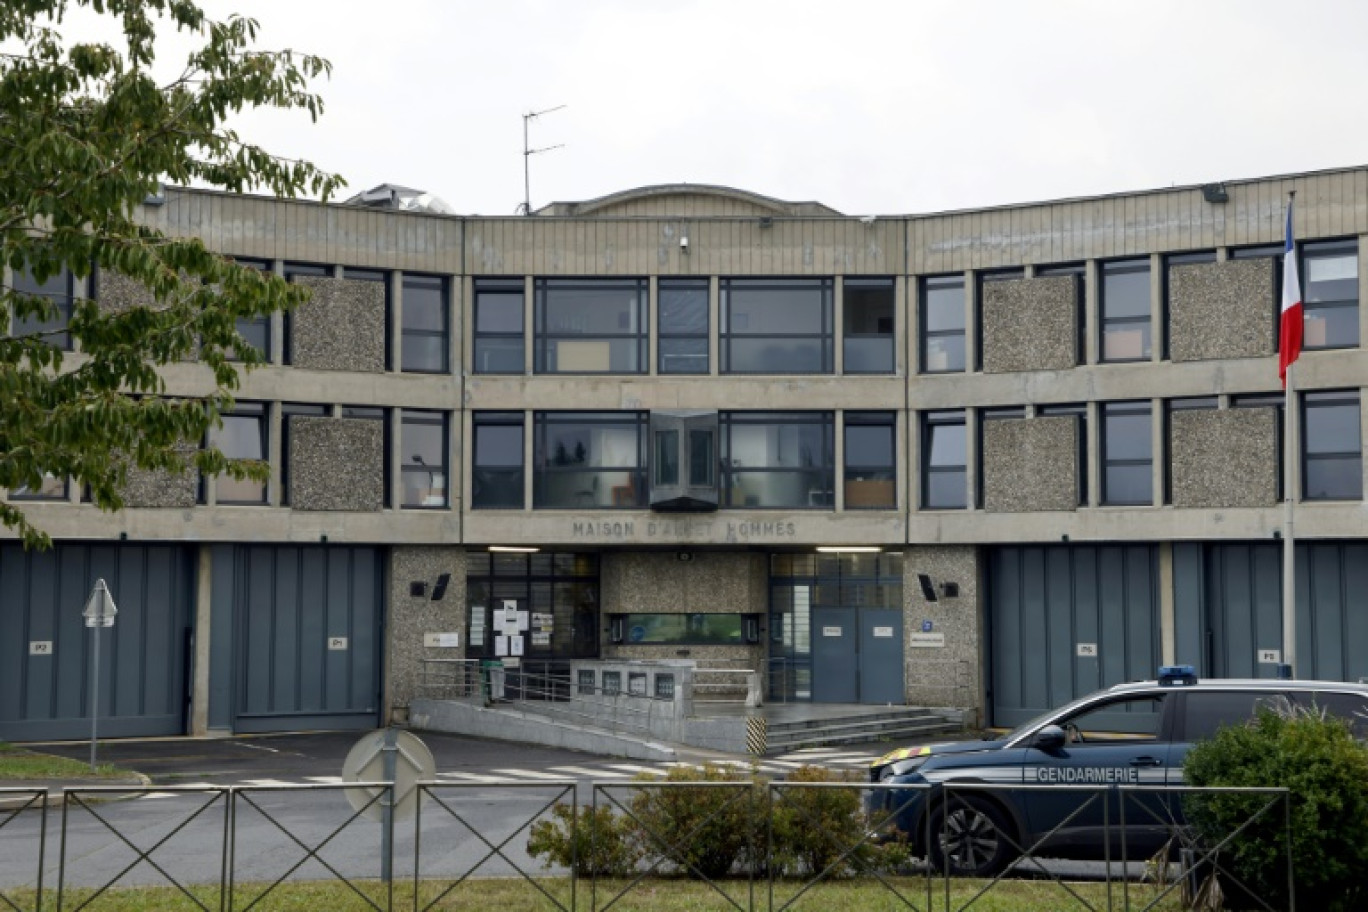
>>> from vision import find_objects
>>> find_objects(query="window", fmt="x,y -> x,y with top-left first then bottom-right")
973,269 -> 1025,371
230,258 -> 272,361
465,551 -> 599,659
1102,401 -> 1152,505
1232,393 -> 1285,501
341,406 -> 390,507
401,274 -> 448,373
1040,403 -> 1088,505
1037,263 -> 1086,364
1101,259 -> 1151,362
473,412 -> 524,509
401,410 -> 449,508
612,612 -> 746,645
12,265 -> 73,350
1181,691 -> 1278,741
648,412 -> 719,509
1163,397 -> 1218,503
1231,244 -> 1286,350
1162,251 -> 1216,359
843,278 -> 895,373
473,278 -> 525,373
1058,695 -> 1166,741
1302,240 -> 1358,350
534,411 -> 646,508
720,412 -> 833,508
658,279 -> 709,374
920,275 -> 965,373
211,402 -> 267,504
922,410 -> 966,509
7,472 -> 67,501
976,406 -> 1026,507
1303,390 -> 1361,501
844,412 -> 895,509
535,278 -> 647,374
720,278 -> 832,374
282,262 -> 330,364
280,403 -> 326,507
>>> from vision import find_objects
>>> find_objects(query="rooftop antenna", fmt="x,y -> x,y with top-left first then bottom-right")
520,104 -> 566,215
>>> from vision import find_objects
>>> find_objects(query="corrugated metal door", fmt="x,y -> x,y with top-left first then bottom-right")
989,545 -> 1160,728
233,545 -> 382,733
1174,542 -> 1368,681
0,543 -> 192,741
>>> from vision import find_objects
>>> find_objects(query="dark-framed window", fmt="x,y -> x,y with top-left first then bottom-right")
342,268 -> 390,370
921,410 -> 966,509
465,551 -> 599,659
1302,240 -> 1358,351
534,411 -> 646,508
1232,393 -> 1284,501
920,275 -> 965,374
535,278 -> 647,374
341,405 -> 391,508
844,411 -> 895,509
7,472 -> 68,501
230,258 -> 272,362
282,262 -> 330,365
973,268 -> 1025,371
658,278 -> 709,374
12,264 -> 74,351
843,277 -> 895,374
401,274 -> 448,373
280,402 -> 327,507
1039,403 -> 1088,505
720,278 -> 832,374
1037,263 -> 1086,365
401,409 -> 449,508
1162,397 -> 1218,503
720,411 -> 834,508
1161,251 -> 1216,360
473,278 -> 525,374
473,412 -> 525,509
1101,259 -> 1151,362
1303,390 -> 1361,501
976,405 -> 1027,508
1102,401 -> 1152,505
212,401 -> 268,504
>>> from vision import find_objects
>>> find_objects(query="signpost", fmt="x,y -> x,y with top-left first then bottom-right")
342,728 -> 435,883
82,579 -> 118,771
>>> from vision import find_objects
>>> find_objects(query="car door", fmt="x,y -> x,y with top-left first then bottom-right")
1020,693 -> 1174,858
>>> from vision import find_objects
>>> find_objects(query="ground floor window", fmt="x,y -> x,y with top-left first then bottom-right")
465,551 -> 599,660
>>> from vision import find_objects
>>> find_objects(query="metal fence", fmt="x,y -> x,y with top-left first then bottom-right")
0,780 -> 1293,911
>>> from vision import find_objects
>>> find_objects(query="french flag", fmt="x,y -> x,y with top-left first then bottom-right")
1279,197 -> 1302,386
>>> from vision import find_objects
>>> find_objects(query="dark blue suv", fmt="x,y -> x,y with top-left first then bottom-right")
869,668 -> 1368,876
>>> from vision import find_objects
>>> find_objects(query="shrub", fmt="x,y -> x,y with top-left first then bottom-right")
628,762 -> 763,879
1183,703 -> 1368,912
770,765 -> 882,877
526,802 -> 642,876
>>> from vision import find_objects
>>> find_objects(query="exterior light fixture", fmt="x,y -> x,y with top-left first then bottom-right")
489,545 -> 540,553
1200,183 -> 1229,204
815,546 -> 883,553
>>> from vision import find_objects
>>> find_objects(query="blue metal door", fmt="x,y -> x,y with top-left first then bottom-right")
859,608 -> 904,703
0,543 -> 193,741
812,608 -> 857,702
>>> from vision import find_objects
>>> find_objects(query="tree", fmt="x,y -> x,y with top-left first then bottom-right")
0,0 -> 343,548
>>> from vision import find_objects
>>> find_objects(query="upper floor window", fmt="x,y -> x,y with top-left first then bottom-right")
1102,401 -> 1152,505
973,268 -> 1025,371
7,472 -> 68,501
1302,240 -> 1358,350
1040,403 -> 1088,505
473,412 -> 525,509
211,402 -> 267,505
1101,259 -> 1151,362
1232,393 -> 1285,501
1303,390 -> 1361,501
921,410 -> 966,509
920,275 -> 965,374
473,278 -> 525,374
1162,397 -> 1218,504
720,278 -> 832,374
534,411 -> 646,508
843,278 -> 894,374
658,279 -> 709,374
976,406 -> 1026,507
1038,263 -> 1087,365
401,409 -> 448,508
844,412 -> 895,509
401,274 -> 448,373
1162,251 -> 1216,360
341,405 -> 390,508
720,411 -> 834,508
535,279 -> 647,374
230,258 -> 271,362
12,265 -> 73,351
280,402 -> 326,507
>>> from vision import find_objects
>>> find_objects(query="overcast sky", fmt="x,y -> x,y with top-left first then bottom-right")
165,1 -> 1368,215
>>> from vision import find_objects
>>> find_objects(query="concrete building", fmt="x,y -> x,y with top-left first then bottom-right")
3,166 -> 1366,741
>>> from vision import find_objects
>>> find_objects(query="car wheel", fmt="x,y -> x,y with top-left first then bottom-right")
929,796 -> 1017,877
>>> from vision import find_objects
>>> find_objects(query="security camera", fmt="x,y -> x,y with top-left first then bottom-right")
679,236 -> 690,250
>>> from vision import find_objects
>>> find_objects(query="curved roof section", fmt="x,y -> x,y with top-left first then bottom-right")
536,184 -> 842,218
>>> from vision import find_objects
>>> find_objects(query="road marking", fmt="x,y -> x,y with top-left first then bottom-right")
489,769 -> 577,781
547,766 -> 629,778
435,771 -> 508,783
605,764 -> 667,777
306,776 -> 344,784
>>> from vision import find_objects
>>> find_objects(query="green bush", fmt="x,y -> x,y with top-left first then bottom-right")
770,765 -> 883,877
1183,704 -> 1368,912
526,801 -> 642,876
628,762 -> 763,879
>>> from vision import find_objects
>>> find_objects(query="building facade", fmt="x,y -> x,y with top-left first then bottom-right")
3,168 -> 1366,740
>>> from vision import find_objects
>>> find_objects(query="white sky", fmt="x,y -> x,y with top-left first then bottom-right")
111,0 -> 1368,215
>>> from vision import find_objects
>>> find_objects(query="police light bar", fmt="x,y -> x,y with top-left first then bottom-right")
1158,665 -> 1198,687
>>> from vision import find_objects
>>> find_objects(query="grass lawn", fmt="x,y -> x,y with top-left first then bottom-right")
0,741 -> 133,781
4,877 -> 1191,911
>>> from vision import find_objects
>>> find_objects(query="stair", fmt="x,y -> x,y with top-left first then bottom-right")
762,707 -> 964,754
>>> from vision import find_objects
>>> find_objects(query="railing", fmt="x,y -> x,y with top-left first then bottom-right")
418,658 -> 482,701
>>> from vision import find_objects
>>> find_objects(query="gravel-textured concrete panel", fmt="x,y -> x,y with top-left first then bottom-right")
904,545 -> 982,723
1169,260 -> 1275,363
981,276 -> 1078,373
982,417 -> 1079,512
96,270 -> 155,313
291,276 -> 386,372
120,451 -> 199,508
288,417 -> 384,511
1170,409 -> 1277,508
390,546 -> 467,712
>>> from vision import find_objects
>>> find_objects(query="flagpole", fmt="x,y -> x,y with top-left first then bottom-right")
1279,189 -> 1298,680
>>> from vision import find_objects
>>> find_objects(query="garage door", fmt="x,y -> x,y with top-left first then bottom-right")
0,543 -> 193,741
989,545 -> 1160,728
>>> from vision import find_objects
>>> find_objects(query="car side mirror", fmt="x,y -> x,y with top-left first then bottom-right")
1033,724 -> 1066,750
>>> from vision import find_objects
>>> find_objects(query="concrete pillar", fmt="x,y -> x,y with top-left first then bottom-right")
1084,260 -> 1100,365
388,270 -> 403,373
1158,542 -> 1176,665
191,545 -> 213,736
